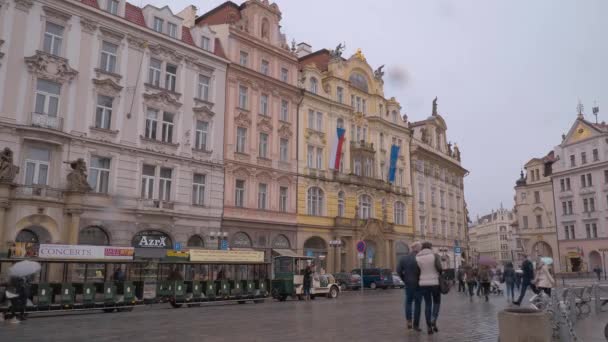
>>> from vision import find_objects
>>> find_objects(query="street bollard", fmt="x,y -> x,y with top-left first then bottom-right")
498,308 -> 551,342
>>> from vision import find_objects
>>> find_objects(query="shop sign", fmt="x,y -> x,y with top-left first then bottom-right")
165,250 -> 189,261
189,249 -> 264,263
133,231 -> 172,249
8,242 -> 39,258
38,244 -> 134,260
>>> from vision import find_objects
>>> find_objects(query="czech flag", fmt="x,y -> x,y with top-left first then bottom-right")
330,127 -> 346,170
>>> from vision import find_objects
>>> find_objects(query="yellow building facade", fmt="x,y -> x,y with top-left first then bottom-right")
295,45 -> 413,273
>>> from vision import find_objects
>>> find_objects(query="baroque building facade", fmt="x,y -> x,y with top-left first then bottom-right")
512,152 -> 560,271
196,0 -> 300,260
551,111 -> 608,273
296,45 -> 413,273
468,207 -> 515,265
410,104 -> 468,270
0,0 -> 228,255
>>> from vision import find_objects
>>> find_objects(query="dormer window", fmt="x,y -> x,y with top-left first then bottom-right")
261,18 -> 270,39
106,0 -> 118,15
167,22 -> 178,38
201,36 -> 211,51
153,17 -> 164,33
310,77 -> 318,94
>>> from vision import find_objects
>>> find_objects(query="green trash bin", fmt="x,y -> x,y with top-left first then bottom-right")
60,283 -> 75,307
157,280 -> 172,297
244,280 -> 255,298
217,280 -> 230,299
230,280 -> 243,298
191,281 -> 202,301
256,279 -> 269,297
104,282 -> 117,304
122,281 -> 135,304
82,283 -> 97,305
204,281 -> 216,300
36,283 -> 52,307
173,281 -> 186,301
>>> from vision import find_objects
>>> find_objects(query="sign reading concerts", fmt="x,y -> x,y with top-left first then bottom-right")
38,244 -> 134,260
189,249 -> 264,263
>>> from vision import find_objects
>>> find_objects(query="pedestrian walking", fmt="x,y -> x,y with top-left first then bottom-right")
456,267 -> 465,293
513,254 -> 535,306
414,241 -> 442,335
478,265 -> 491,302
303,264 -> 313,300
475,267 -> 482,297
534,259 -> 555,297
463,263 -> 477,299
515,269 -> 522,290
594,267 -> 602,282
396,241 -> 421,330
503,262 -> 516,302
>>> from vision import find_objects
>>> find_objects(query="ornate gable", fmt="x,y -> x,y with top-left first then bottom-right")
562,118 -> 602,146
24,51 -> 78,83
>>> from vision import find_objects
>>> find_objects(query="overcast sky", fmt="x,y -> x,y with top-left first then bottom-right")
139,0 -> 608,218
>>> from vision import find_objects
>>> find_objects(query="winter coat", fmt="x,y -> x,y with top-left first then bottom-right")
416,248 -> 441,286
535,263 -> 555,288
521,259 -> 535,283
303,268 -> 312,287
396,252 -> 421,288
457,268 -> 465,281
478,268 -> 491,283
464,265 -> 477,283
503,267 -> 516,283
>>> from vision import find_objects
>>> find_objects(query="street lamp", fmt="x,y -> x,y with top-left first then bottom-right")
329,240 -> 343,273
210,231 -> 228,250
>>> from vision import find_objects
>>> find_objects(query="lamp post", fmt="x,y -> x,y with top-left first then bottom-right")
329,239 -> 343,273
210,231 -> 228,250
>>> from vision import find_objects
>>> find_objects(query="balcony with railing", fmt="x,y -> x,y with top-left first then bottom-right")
30,112 -> 63,131
14,185 -> 63,200
138,199 -> 175,210
350,140 -> 375,152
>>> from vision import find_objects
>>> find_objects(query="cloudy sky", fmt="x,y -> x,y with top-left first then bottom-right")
139,0 -> 608,218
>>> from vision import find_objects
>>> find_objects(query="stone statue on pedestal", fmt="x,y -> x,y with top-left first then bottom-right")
453,144 -> 461,161
66,158 -> 92,192
0,147 -> 19,183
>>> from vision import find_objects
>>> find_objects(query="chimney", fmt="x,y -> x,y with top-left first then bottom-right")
296,42 -> 312,58
177,5 -> 197,28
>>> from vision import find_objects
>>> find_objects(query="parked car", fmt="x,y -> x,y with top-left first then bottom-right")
334,272 -> 361,291
391,272 -> 405,288
351,268 -> 392,289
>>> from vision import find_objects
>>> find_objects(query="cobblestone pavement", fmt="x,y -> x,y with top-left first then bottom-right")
0,289 -> 515,342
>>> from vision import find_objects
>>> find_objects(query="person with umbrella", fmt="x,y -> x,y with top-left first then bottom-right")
513,254 -> 535,306
6,260 -> 40,323
534,257 -> 555,296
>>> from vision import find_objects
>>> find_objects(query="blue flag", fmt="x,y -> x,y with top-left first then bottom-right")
388,145 -> 400,183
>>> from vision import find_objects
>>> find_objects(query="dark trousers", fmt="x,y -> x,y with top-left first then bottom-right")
516,280 -> 532,303
458,280 -> 465,292
467,281 -> 476,297
506,281 -> 515,300
480,282 -> 490,298
414,286 -> 441,328
404,286 -> 416,321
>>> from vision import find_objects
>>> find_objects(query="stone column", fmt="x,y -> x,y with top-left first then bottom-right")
0,182 -> 11,255
64,191 -> 85,244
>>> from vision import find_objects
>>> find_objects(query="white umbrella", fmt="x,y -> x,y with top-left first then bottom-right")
9,260 -> 41,278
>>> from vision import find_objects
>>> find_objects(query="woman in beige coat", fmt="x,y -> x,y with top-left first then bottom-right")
534,261 -> 555,296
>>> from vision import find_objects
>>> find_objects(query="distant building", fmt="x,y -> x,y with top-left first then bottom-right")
551,111 -> 608,272
512,152 -> 560,271
468,207 -> 515,265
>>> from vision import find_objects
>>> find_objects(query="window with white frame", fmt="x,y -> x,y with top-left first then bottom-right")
354,159 -> 361,176
310,77 -> 318,93
238,86 -> 248,109
398,168 -> 404,187
192,173 -> 206,205
308,110 -> 314,129
153,17 -> 164,33
158,167 -> 172,201
394,201 -> 405,225
88,156 -> 110,193
280,99 -> 289,121
280,68 -> 288,82
337,191 -> 345,217
307,145 -> 314,168
167,22 -> 178,38
359,195 -> 372,219
258,183 -> 267,209
195,120 -> 208,150
337,87 -> 344,103
43,22 -> 64,56
141,164 -> 155,199
316,112 -> 323,131
280,138 -> 288,162
392,110 -> 398,122
259,133 -> 268,158
236,127 -> 247,153
260,94 -> 269,116
235,179 -> 245,207
145,109 -> 158,139
106,0 -> 118,14
197,75 -> 210,101
307,187 -> 324,216
165,64 -> 177,92
364,159 -> 372,177
24,147 -> 50,186
201,36 -> 211,51
316,148 -> 323,169
260,60 -> 269,75
95,95 -> 113,130
239,51 -> 248,66
362,99 -> 366,114
161,112 -> 174,143
35,79 -> 60,116
148,58 -> 162,87
100,41 -> 118,73
279,186 -> 288,212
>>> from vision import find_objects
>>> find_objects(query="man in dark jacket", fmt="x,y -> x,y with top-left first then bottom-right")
456,268 -> 465,292
396,241 -> 421,329
514,254 -> 535,306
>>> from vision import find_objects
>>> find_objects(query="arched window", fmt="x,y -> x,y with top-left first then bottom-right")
337,191 -> 345,217
187,235 -> 205,248
359,194 -> 372,219
392,110 -> 398,123
261,18 -> 269,39
337,118 -> 344,129
232,232 -> 252,248
394,201 -> 406,225
272,234 -> 291,249
309,77 -> 318,94
79,226 -> 110,246
16,229 -> 38,243
307,187 -> 324,216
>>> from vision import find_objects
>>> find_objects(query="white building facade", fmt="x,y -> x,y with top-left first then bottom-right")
0,0 -> 228,255
468,207 -> 515,265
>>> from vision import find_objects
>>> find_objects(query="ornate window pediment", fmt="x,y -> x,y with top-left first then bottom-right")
42,5 -> 71,22
148,44 -> 183,64
99,26 -> 125,42
193,105 -> 214,121
92,78 -> 123,96
24,51 -> 78,83
235,111 -> 251,127
143,90 -> 182,110
80,17 -> 98,34
257,115 -> 273,133
278,123 -> 292,139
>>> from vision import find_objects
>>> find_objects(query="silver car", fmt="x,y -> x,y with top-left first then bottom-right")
392,272 -> 405,288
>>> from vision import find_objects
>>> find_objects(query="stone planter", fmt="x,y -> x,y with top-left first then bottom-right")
498,308 -> 551,342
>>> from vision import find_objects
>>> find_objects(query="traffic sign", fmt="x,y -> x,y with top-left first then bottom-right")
454,246 -> 461,254
220,240 -> 229,250
174,242 -> 182,251
356,240 -> 366,253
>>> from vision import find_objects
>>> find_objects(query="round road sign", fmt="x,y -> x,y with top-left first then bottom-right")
356,240 -> 366,253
